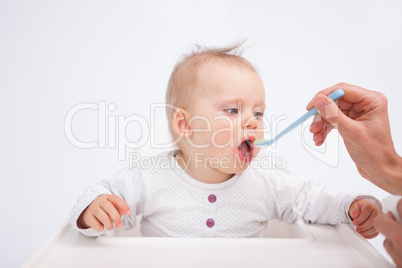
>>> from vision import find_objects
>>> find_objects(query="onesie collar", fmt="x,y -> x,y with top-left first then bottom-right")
168,150 -> 242,194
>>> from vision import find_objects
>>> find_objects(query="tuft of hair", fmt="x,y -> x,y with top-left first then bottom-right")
165,41 -> 257,137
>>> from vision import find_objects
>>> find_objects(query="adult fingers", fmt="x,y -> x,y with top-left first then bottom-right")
374,213 -> 398,236
313,124 -> 334,146
397,199 -> 402,217
383,237 -> 402,267
383,238 -> 393,256
309,114 -> 325,133
314,96 -> 350,128
306,82 -> 371,110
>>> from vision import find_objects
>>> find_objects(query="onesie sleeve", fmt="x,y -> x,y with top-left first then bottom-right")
70,167 -> 144,237
267,168 -> 381,225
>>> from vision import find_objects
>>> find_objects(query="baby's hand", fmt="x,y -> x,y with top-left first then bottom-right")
348,199 -> 380,239
77,194 -> 131,232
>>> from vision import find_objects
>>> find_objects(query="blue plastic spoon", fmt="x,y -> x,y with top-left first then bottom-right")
254,88 -> 345,147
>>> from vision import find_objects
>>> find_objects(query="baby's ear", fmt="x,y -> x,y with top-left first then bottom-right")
172,108 -> 192,137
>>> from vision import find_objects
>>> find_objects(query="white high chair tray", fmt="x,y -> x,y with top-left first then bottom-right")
23,219 -> 392,268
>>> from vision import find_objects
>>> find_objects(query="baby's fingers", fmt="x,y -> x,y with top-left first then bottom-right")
85,214 -> 105,232
356,226 -> 379,239
94,208 -> 114,231
355,208 -> 378,231
352,204 -> 373,226
108,195 -> 131,216
101,201 -> 123,229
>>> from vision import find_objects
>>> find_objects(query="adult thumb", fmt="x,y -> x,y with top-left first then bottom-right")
314,95 -> 354,133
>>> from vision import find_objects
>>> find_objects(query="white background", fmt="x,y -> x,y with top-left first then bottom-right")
1,1 -> 402,267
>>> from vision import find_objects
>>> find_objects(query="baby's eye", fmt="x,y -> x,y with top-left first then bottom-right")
254,112 -> 263,119
225,108 -> 238,115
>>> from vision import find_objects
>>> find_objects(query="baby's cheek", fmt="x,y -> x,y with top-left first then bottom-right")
210,121 -> 238,148
212,129 -> 233,147
189,118 -> 213,147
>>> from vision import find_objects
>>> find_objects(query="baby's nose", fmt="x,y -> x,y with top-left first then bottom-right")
244,116 -> 258,129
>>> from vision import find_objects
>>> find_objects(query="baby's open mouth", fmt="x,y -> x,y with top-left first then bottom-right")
237,139 -> 254,163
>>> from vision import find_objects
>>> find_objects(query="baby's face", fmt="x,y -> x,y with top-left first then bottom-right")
186,60 -> 265,174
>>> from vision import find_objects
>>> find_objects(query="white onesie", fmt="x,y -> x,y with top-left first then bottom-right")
70,150 -> 381,237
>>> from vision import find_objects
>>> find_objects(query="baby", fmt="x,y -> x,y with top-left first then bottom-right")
71,44 -> 381,238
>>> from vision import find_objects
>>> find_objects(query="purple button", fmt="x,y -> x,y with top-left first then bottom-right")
206,218 -> 215,228
208,194 -> 217,203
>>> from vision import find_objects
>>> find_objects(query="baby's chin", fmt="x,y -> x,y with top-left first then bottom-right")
234,155 -> 255,171
213,155 -> 257,174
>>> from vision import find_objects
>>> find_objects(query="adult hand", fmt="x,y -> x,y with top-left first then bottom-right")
374,198 -> 402,267
307,82 -> 402,194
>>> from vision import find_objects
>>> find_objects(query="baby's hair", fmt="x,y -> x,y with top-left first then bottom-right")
165,41 -> 258,137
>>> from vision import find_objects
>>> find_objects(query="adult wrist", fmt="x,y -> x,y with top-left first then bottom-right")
382,151 -> 402,195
